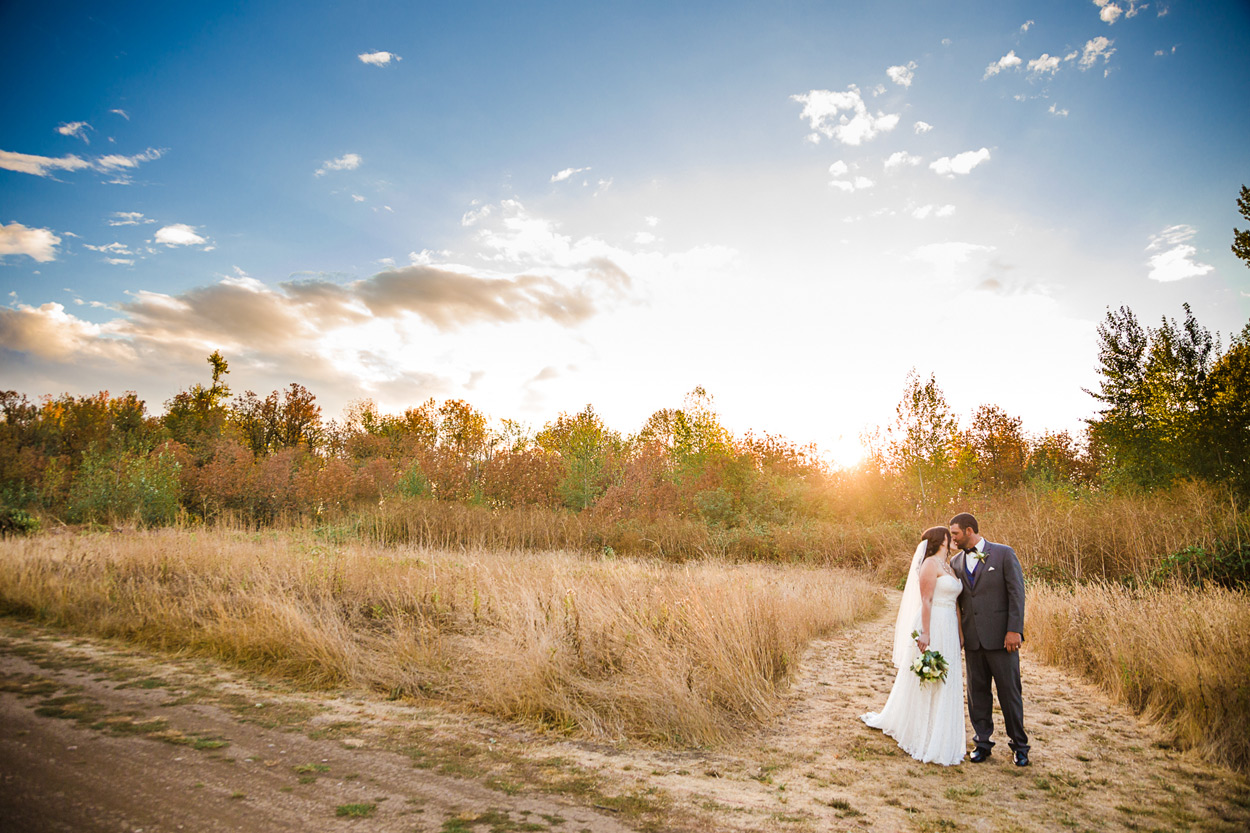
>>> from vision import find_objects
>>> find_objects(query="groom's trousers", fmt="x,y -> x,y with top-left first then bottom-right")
965,647 -> 1029,754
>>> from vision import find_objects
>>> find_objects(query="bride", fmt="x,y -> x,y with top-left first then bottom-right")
861,526 -> 966,766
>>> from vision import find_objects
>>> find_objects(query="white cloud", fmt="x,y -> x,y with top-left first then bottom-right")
1145,225 -> 1214,282
1021,20 -> 1035,32
315,153 -> 362,176
84,241 -> 134,256
929,147 -> 991,177
914,121 -> 933,134
462,204 -> 492,227
1155,45 -> 1177,57
912,204 -> 956,219
110,109 -> 130,120
871,83 -> 886,97
644,216 -> 659,227
0,149 -> 93,176
887,61 -> 917,87
1049,103 -> 1070,117
791,87 -> 900,146
984,51 -> 1023,79
634,231 -> 656,244
352,194 -> 366,202
154,224 -> 208,247
104,257 -> 134,266
358,51 -> 400,66
95,148 -> 164,172
828,161 -> 874,191
1028,54 -> 1062,74
56,121 -> 92,143
1080,37 -> 1115,70
108,211 -> 154,226
0,222 -> 62,262
884,151 -> 922,170
551,166 -> 591,183
1,147 -> 166,181
1093,0 -> 1123,24
595,178 -> 613,195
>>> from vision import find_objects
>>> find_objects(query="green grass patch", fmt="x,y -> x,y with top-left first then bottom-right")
335,803 -> 377,818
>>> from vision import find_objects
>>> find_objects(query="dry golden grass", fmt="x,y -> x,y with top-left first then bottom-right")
1029,580 -> 1250,774
0,528 -> 880,745
343,480 -> 1244,586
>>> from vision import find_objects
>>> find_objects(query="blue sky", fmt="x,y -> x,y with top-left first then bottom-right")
2,0 -> 1248,463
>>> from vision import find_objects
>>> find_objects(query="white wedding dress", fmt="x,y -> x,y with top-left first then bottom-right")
861,573 -> 966,766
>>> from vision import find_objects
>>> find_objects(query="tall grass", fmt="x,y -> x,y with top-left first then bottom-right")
331,479 -> 1244,586
0,528 -> 880,744
1029,581 -> 1250,774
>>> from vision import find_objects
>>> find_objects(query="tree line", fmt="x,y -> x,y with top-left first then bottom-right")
0,304 -> 1246,534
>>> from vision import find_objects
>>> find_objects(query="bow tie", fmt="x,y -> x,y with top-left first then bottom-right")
963,548 -> 978,555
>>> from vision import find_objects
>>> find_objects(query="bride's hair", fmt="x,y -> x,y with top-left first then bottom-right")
920,526 -> 951,560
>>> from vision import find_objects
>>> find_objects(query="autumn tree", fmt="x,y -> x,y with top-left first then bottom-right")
963,404 -> 1028,491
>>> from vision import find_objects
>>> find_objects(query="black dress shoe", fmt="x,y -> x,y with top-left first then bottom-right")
970,749 -> 991,763
1014,750 -> 1030,767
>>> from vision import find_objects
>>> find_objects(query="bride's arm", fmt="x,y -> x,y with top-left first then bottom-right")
916,558 -> 937,652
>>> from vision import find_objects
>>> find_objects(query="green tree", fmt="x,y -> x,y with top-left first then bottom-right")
1088,305 -> 1226,489
163,351 -> 232,448
885,370 -> 959,505
1233,184 -> 1250,267
537,404 -> 620,509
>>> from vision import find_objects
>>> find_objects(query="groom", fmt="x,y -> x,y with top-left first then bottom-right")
950,512 -> 1030,766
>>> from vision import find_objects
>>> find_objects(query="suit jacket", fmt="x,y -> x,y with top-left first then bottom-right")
954,541 -> 1025,652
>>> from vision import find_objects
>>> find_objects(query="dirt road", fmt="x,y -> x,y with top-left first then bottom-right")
3,594 -> 1247,833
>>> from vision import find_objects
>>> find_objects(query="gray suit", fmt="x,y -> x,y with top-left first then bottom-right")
955,541 -> 1029,755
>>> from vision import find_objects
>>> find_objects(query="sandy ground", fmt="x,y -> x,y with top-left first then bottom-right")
2,592 -> 1248,833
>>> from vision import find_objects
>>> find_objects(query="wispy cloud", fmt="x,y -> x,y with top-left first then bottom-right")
109,108 -> 130,120
1145,225 -> 1213,282
551,166 -> 591,183
929,147 -> 990,177
912,204 -> 956,219
358,50 -> 400,66
1048,103 -> 1070,117
56,121 -> 92,143
1020,20 -> 1035,32
315,152 -> 362,176
791,86 -> 900,146
883,151 -> 922,170
1079,37 -> 1115,71
108,211 -> 155,226
0,147 -> 164,180
914,121 -> 933,134
0,222 -> 62,262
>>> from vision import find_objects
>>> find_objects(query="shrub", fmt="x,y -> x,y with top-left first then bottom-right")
1149,541 -> 1250,589
0,507 -> 40,537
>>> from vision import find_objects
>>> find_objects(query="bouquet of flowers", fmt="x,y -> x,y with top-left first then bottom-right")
909,630 -> 949,684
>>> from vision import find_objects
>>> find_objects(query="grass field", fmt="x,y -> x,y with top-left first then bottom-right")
0,527 -> 881,745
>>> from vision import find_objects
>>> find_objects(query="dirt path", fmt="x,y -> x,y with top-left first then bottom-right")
3,593 -> 1248,833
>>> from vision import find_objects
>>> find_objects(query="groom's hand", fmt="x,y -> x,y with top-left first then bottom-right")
1004,631 -> 1022,652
